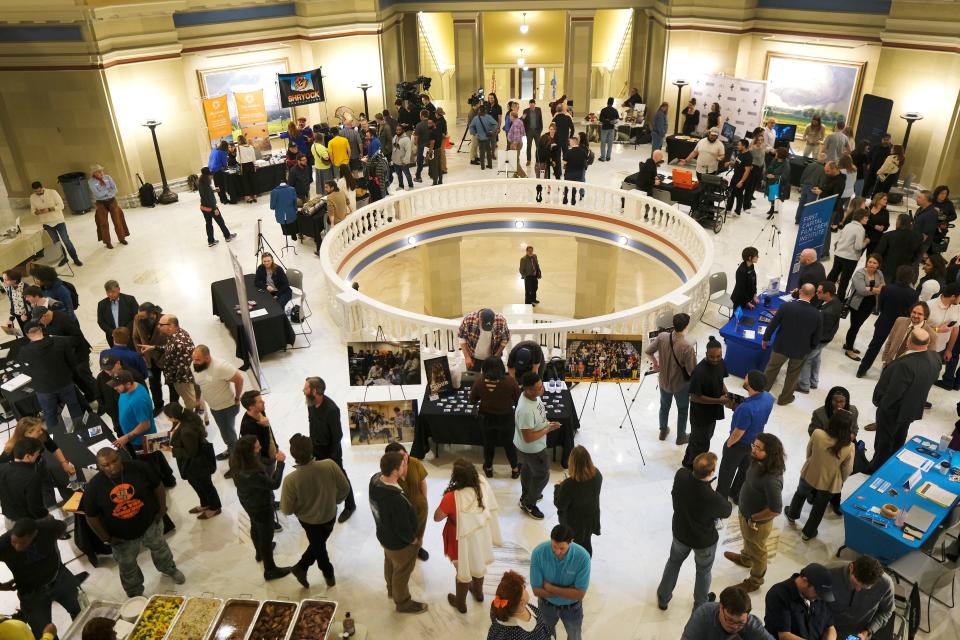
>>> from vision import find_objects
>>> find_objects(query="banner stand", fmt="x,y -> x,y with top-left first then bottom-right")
228,247 -> 268,393
786,195 -> 838,292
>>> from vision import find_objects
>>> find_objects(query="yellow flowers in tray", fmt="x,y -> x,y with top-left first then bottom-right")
128,595 -> 184,640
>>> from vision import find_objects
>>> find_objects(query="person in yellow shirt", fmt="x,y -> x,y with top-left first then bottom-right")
326,131 -> 350,170
311,132 -> 333,197
0,618 -> 55,640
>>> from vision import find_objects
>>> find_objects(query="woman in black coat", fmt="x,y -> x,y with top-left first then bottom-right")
163,403 -> 220,519
231,434 -> 291,581
730,246 -> 759,309
253,252 -> 293,308
553,445 -> 602,555
198,169 -> 235,247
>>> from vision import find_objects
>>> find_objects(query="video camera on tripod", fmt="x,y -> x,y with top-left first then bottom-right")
395,76 -> 432,106
467,87 -> 485,107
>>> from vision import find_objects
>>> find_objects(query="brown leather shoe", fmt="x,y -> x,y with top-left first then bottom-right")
119,238 -> 128,245
864,423 -> 877,432
105,243 -> 114,249
189,506 -> 206,514
197,509 -> 221,520
731,579 -> 760,593
724,551 -> 752,568
777,395 -> 795,406
396,599 -> 428,614
470,576 -> 484,602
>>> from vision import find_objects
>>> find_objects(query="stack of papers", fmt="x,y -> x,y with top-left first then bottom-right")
917,481 -> 959,508
0,373 -> 31,391
897,449 -> 934,472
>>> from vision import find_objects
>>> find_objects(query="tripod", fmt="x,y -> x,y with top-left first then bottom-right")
752,214 -> 785,280
254,219 -> 288,268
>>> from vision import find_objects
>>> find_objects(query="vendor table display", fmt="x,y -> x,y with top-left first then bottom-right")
223,161 -> 287,203
720,292 -> 787,378
210,274 -> 295,365
410,385 -> 579,467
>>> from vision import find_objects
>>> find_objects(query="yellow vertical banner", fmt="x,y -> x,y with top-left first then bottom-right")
235,89 -> 267,126
202,95 -> 232,140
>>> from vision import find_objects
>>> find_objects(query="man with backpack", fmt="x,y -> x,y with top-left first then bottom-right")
468,106 -> 499,170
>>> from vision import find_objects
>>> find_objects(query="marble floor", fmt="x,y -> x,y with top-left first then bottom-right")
355,234 -> 681,319
1,136 -> 959,639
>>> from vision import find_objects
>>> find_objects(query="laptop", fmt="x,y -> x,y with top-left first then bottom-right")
672,169 -> 696,189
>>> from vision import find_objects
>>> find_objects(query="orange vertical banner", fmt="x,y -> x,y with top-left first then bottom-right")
202,95 -> 232,140
234,89 -> 267,126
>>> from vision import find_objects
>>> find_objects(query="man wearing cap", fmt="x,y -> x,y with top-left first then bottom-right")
18,322 -> 86,430
826,556 -> 893,639
764,563 -> 837,639
96,355 -> 144,430
29,181 -> 82,267
679,128 -> 726,176
519,246 -> 542,306
508,339 -> 545,381
458,308 -> 511,372
100,327 -> 148,379
108,370 -> 158,454
716,370 -> 774,499
87,164 -> 129,249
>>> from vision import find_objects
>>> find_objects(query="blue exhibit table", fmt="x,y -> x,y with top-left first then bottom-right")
720,292 -> 786,378
840,434 -> 960,565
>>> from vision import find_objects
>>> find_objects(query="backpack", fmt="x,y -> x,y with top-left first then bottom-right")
136,174 -> 157,208
61,280 -> 79,310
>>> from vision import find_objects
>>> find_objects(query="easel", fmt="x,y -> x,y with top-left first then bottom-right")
354,324 -> 409,418
577,376 -> 646,465
254,218 -> 288,268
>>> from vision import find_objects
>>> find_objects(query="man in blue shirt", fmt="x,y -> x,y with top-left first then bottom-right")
715,370 -> 774,499
100,327 -> 148,379
468,106 -> 499,170
110,370 -> 157,452
530,524 -> 590,640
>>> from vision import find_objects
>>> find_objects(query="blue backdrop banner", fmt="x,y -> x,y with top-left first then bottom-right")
786,195 -> 837,291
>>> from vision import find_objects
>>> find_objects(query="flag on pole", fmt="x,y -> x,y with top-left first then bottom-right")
491,70 -> 497,94
551,71 -> 557,99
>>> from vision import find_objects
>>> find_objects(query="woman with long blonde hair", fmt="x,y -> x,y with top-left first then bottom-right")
553,445 -> 602,555
2,416 -> 76,505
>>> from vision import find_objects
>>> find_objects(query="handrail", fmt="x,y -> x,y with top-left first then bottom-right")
319,178 -> 714,351
416,14 -> 446,79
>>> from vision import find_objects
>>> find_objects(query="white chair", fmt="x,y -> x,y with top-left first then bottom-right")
701,271 -> 734,329
285,268 -> 312,347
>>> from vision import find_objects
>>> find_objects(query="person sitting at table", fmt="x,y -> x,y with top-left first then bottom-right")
730,246 -> 759,310
470,357 -> 522,479
826,556 -> 895,639
784,410 -> 855,541
254,252 -> 292,309
458,308 -> 511,373
1,416 -> 77,509
637,150 -> 664,195
763,563 -> 837,639
762,284 -> 823,406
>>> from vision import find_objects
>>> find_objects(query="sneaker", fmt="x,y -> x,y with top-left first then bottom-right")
74,260 -> 83,266
208,240 -> 219,247
165,569 -> 186,585
524,504 -> 545,520
225,233 -> 238,242
801,533 -> 814,541
414,177 -> 423,183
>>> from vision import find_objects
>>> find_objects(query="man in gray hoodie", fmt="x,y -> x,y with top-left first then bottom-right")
826,556 -> 894,639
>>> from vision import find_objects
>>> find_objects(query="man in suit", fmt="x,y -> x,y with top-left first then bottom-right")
761,283 -> 823,406
870,328 -> 940,471
96,280 -> 138,347
637,150 -> 664,195
912,190 -> 941,255
521,99 -> 543,167
874,214 -> 923,285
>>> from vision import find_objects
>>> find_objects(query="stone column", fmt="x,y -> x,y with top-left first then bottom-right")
422,238 -> 463,318
452,13 -> 483,118
399,13 -> 420,81
564,11 -> 595,117
574,238 -> 617,318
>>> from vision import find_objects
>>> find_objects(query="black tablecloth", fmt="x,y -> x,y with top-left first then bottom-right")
660,181 -> 704,208
297,210 -> 326,248
789,155 -> 812,188
410,387 -> 580,467
665,135 -> 698,163
224,163 -> 287,203
210,274 -> 296,364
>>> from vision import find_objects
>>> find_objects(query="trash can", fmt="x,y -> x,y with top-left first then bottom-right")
57,171 -> 93,214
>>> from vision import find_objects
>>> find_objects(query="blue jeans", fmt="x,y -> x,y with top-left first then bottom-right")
210,404 -> 239,452
797,343 -> 825,391
539,599 -> 583,640
600,128 -> 615,160
854,178 -> 865,197
656,537 -> 717,612
43,223 -> 79,262
36,383 -> 84,430
651,131 -> 664,151
659,387 -> 690,436
393,165 -> 413,189
314,167 -> 334,195
795,185 -> 815,223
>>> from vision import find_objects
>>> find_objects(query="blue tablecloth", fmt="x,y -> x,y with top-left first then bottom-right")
720,292 -> 787,378
840,434 -> 960,564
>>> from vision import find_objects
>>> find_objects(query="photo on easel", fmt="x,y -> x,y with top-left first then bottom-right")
347,340 -> 421,386
347,400 -> 418,445
423,356 -> 453,397
564,333 -> 644,383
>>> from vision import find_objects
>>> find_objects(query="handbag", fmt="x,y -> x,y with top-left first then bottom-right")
669,332 -> 692,381
542,356 -> 566,383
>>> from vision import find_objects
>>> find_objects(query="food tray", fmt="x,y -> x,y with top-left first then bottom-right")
165,596 -> 224,640
61,600 -> 122,640
206,598 -> 260,640
285,599 -> 338,640
245,600 -> 299,640
128,595 -> 184,640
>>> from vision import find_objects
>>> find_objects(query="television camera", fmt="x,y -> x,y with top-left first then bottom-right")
395,76 -> 432,105
467,87 -> 485,107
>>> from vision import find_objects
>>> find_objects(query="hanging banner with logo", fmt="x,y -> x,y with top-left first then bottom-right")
235,89 -> 267,125
786,195 -> 837,292
277,68 -> 325,107
202,95 -> 233,140
689,74 -> 767,136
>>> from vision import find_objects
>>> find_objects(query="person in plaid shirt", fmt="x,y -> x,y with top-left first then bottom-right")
458,308 -> 511,372
143,315 -> 197,410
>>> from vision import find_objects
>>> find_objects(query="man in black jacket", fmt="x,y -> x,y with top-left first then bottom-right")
521,99 -> 543,166
912,190 -> 941,254
863,133 -> 891,196
0,438 -> 47,523
870,328 -> 940,471
858,265 -> 921,377
369,451 -> 427,614
798,281 -> 842,394
874,214 -> 923,284
637,150 -> 664,195
18,323 -> 86,430
762,284 -> 823,405
656,452 -> 732,612
34,306 -> 96,400
794,248 -> 826,294
304,376 -> 355,522
96,280 -> 138,346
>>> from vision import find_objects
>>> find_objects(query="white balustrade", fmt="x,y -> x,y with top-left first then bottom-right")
319,179 -> 714,350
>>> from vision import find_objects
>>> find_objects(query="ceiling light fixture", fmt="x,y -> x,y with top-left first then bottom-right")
517,48 -> 525,67
520,13 -> 529,34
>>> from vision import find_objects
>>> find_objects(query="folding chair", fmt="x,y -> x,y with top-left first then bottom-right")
887,532 -> 959,633
285,268 -> 312,348
701,271 -> 734,329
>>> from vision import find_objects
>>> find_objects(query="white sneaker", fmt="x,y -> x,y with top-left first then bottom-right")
406,186 -> 414,191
